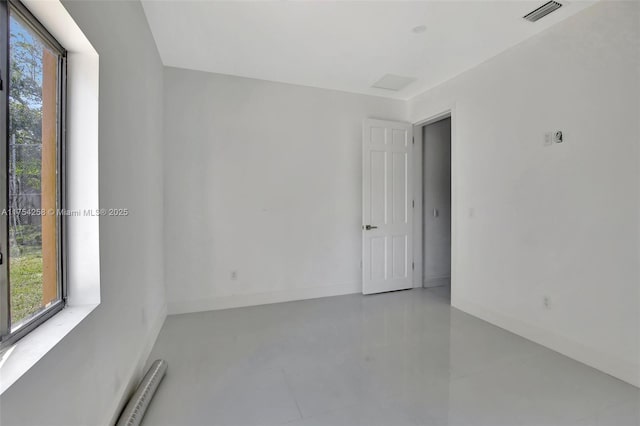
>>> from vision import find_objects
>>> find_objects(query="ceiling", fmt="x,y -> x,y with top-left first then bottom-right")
141,0 -> 595,100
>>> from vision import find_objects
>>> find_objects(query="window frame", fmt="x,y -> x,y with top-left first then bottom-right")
0,0 -> 67,348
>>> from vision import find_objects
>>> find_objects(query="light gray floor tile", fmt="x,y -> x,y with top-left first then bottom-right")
141,289 -> 638,426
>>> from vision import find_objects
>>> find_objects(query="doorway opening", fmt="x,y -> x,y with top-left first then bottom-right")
416,116 -> 452,302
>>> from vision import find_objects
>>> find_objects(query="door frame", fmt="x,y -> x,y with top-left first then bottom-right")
411,106 -> 458,295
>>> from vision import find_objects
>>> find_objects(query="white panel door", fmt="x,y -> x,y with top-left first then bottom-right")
362,119 -> 413,294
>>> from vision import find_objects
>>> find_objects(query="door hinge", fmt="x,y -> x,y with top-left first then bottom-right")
412,136 -> 415,145
412,261 -> 415,270
412,200 -> 415,208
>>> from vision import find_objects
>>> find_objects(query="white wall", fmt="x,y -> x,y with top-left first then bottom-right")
410,1 -> 639,386
0,1 -> 166,424
163,68 -> 406,314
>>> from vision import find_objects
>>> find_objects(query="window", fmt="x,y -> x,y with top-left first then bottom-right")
0,0 -> 66,347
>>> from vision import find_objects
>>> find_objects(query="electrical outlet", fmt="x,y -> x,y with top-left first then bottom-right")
544,132 -> 553,146
543,296 -> 551,309
231,270 -> 238,280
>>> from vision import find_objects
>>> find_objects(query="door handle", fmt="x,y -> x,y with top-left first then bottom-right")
364,225 -> 378,230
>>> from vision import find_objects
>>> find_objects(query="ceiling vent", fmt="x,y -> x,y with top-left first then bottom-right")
371,74 -> 415,91
523,1 -> 562,22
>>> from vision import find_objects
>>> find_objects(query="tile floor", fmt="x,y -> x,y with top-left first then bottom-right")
142,288 -> 639,426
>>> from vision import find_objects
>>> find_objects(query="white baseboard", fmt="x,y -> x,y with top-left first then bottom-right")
105,303 -> 167,426
423,276 -> 450,288
453,296 -> 640,388
168,283 -> 361,315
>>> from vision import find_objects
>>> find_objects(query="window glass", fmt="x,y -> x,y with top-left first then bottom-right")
8,10 -> 61,328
